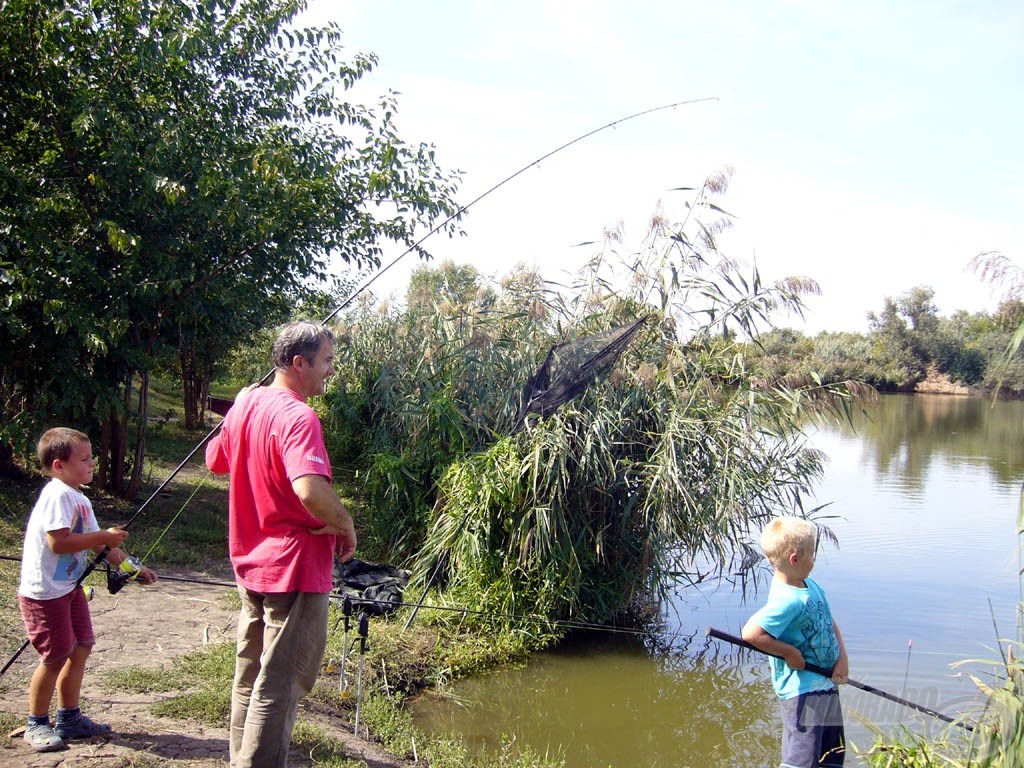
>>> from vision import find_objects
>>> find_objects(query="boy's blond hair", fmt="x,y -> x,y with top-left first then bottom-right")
37,427 -> 90,472
760,516 -> 817,569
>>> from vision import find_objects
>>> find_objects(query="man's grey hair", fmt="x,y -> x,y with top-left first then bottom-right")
272,321 -> 335,370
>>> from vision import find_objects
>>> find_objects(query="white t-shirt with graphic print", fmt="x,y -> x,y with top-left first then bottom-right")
19,477 -> 100,600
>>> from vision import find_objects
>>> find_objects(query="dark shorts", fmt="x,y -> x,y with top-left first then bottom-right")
19,588 -> 95,665
779,689 -> 845,767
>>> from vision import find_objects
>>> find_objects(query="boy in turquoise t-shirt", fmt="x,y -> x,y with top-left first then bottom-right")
742,516 -> 849,768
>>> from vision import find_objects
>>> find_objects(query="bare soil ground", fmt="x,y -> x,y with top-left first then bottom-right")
0,568 -> 413,768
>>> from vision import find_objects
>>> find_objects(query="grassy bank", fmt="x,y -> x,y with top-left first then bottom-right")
2,382 -> 1020,767
0,383 -> 563,767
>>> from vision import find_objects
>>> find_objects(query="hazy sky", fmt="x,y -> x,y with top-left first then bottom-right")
301,0 -> 1024,333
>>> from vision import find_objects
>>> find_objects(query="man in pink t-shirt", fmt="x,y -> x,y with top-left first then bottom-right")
206,321 -> 357,768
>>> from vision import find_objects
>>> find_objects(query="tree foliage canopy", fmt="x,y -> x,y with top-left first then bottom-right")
0,0 -> 461,492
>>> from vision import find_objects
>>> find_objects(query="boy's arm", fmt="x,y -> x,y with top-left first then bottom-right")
47,526 -> 127,555
831,621 -> 849,681
103,546 -> 158,584
741,618 -> 806,671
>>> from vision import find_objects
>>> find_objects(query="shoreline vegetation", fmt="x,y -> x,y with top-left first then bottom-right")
913,367 -> 979,396
4,250 -> 1023,765
3,3 -> 1022,762
3,387 -> 1021,767
4,254 -> 1023,765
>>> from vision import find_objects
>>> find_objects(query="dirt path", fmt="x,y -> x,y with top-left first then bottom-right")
0,569 -> 413,768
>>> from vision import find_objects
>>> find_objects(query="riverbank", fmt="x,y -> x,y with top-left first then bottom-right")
0,566 -> 416,768
913,365 -> 979,395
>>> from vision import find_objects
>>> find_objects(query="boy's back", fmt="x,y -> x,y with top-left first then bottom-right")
741,516 -> 848,768
748,575 -> 840,699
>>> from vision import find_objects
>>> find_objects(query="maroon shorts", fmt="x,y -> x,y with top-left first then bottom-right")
19,588 -> 95,665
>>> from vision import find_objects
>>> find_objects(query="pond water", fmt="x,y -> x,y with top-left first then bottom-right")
411,394 -> 1024,767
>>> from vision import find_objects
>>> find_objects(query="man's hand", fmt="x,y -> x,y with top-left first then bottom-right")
293,474 -> 357,562
309,522 -> 357,562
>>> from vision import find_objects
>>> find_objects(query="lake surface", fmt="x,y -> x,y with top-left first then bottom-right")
411,394 -> 1024,767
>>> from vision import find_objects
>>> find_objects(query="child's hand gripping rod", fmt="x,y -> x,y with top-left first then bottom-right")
706,627 -> 974,732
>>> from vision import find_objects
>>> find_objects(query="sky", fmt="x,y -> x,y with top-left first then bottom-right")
299,0 -> 1024,334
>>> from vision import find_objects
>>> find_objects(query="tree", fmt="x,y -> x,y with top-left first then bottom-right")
0,0 -> 461,492
969,252 -> 1024,396
867,286 -> 954,387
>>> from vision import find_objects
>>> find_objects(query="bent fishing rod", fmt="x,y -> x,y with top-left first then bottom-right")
706,627 -> 974,732
107,100 -> 721,550
1,100 -> 719,677
140,99 -> 719,528
318,96 -> 717,327
133,99 -> 723,513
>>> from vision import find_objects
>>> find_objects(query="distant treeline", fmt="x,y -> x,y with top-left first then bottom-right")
745,285 -> 1024,395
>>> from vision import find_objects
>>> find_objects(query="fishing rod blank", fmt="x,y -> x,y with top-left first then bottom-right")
3,100 -> 722,679
706,627 -> 974,732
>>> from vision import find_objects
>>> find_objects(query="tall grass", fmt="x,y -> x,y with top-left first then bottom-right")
324,182 -> 870,638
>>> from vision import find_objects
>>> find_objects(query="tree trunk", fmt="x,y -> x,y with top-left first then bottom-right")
0,440 -> 21,477
181,345 -> 200,430
97,415 -> 111,491
98,373 -> 132,498
127,369 -> 148,499
180,344 -> 213,430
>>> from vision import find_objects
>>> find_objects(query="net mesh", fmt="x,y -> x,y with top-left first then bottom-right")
513,315 -> 649,431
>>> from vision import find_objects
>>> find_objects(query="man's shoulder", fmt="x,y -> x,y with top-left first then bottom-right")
244,387 -> 318,420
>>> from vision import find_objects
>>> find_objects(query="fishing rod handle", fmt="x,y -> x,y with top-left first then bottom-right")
706,627 -> 834,677
708,627 -> 973,731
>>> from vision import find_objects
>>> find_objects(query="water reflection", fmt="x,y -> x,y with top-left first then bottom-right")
412,395 -> 1024,767
839,394 -> 1024,487
412,629 -> 780,768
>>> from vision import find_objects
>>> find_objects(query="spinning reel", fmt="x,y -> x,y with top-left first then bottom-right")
104,556 -> 143,594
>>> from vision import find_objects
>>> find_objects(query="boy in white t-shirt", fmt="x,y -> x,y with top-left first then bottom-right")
18,427 -> 157,753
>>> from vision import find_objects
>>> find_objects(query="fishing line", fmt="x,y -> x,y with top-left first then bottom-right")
0,551 -> 992,737
2,98 -> 720,672
0,551 -> 989,664
84,97 -> 722,539
0,552 -> 987,657
0,550 -> 704,642
317,97 -> 718,328
135,469 -> 212,564
900,638 -> 913,727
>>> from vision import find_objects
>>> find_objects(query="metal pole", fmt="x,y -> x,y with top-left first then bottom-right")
353,612 -> 369,734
